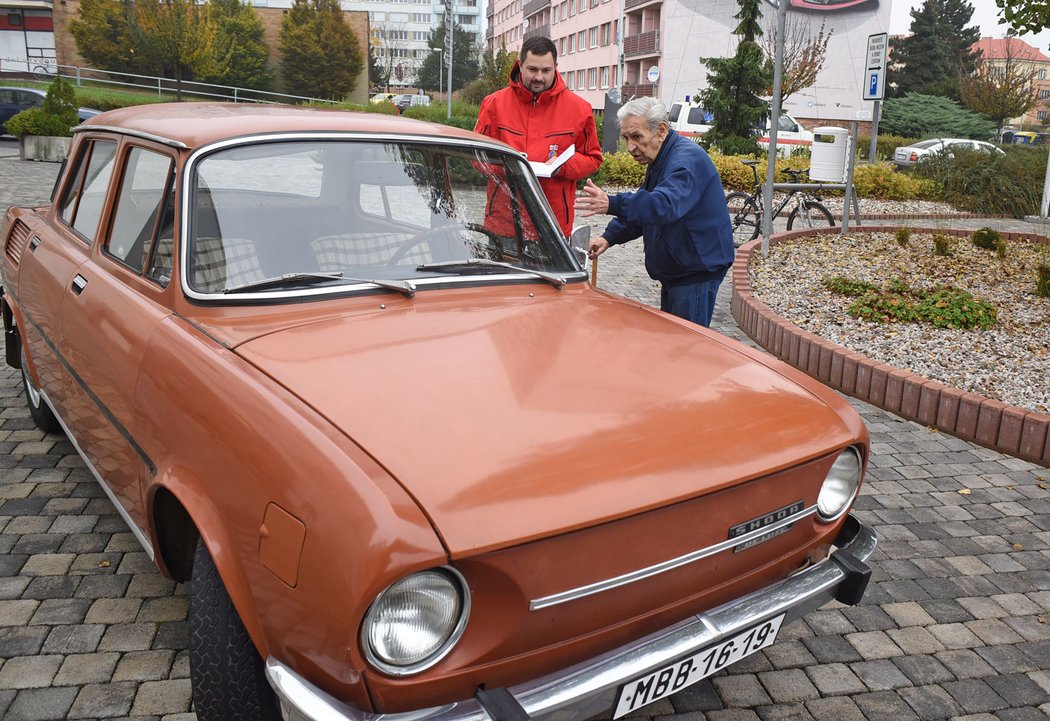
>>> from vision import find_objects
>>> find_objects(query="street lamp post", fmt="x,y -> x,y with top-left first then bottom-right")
435,48 -> 443,98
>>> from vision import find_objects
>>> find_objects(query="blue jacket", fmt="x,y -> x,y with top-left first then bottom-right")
602,131 -> 734,285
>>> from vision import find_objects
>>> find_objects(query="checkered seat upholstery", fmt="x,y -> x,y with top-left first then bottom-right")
311,233 -> 429,270
191,237 -> 265,292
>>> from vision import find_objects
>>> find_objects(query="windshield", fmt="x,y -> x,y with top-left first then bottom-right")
184,139 -> 579,297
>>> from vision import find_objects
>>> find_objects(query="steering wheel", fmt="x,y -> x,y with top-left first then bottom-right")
386,223 -> 505,265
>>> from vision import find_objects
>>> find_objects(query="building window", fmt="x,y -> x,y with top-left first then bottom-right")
600,66 -> 610,88
565,70 -> 574,89
1040,69 -> 1047,80
588,68 -> 598,89
589,27 -> 598,48
577,30 -> 586,51
600,22 -> 611,46
1039,89 -> 1050,99
569,34 -> 575,52
569,0 -> 576,15
1040,110 -> 1049,121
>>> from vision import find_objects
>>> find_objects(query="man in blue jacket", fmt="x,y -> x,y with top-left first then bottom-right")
576,97 -> 734,327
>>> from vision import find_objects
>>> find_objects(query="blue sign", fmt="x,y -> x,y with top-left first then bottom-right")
869,74 -> 878,96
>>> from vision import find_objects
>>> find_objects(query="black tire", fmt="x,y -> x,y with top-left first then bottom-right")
190,539 -> 280,721
786,200 -> 835,232
20,344 -> 61,434
726,192 -> 761,247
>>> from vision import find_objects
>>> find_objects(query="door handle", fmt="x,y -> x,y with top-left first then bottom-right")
71,275 -> 88,295
29,236 -> 41,251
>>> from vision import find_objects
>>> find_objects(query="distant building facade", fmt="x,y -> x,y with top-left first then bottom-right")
972,37 -> 1050,129
0,0 -> 56,74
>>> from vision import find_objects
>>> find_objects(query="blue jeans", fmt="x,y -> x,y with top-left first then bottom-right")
660,270 -> 727,327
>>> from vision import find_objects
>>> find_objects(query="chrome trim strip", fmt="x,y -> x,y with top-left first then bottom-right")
266,517 -> 877,721
529,504 -> 820,610
38,387 -> 155,561
73,124 -> 188,149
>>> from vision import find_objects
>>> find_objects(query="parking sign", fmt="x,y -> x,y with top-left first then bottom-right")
863,33 -> 887,101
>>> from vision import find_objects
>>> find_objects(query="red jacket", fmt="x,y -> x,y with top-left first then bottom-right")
475,62 -> 603,236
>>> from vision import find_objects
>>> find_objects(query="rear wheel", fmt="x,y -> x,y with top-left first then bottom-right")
726,192 -> 761,247
189,539 -> 280,721
20,344 -> 61,434
786,200 -> 834,231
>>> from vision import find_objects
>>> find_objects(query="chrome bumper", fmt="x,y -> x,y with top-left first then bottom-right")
267,515 -> 877,721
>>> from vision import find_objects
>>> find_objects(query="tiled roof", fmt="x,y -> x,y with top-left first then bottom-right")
972,36 -> 1050,63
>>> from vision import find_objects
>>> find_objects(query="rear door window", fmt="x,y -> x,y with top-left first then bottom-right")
58,139 -> 118,245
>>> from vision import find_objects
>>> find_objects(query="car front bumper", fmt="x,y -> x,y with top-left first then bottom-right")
267,514 -> 877,721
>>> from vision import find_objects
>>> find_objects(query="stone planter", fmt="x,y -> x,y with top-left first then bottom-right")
19,135 -> 72,162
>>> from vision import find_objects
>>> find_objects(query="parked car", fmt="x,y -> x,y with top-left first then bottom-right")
0,103 -> 876,721
668,101 -> 814,155
370,92 -> 397,105
0,85 -> 100,131
393,93 -> 431,112
892,138 -> 1004,167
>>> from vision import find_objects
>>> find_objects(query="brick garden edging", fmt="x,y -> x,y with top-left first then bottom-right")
730,225 -> 1050,468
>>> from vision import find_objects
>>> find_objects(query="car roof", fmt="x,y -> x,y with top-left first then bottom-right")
0,86 -> 45,95
77,102 -> 488,151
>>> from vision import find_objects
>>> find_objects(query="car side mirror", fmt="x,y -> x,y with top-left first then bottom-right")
569,225 -> 590,266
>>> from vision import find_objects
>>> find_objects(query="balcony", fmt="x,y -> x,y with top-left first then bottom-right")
621,82 -> 656,98
625,0 -> 661,10
523,0 -> 550,19
487,2 -> 495,16
623,29 -> 660,58
524,22 -> 551,39
486,26 -> 494,40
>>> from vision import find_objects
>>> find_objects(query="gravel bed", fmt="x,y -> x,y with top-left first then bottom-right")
749,229 -> 1050,415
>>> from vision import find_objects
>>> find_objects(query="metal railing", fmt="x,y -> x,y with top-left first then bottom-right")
620,82 -> 656,98
0,57 -> 339,106
524,23 -> 551,40
523,0 -> 551,18
623,30 -> 660,57
624,0 -> 661,10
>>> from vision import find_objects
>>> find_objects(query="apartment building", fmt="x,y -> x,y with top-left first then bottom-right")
972,36 -> 1050,129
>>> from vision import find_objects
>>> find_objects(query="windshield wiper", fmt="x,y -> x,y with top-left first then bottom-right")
223,272 -> 416,297
416,258 -> 566,290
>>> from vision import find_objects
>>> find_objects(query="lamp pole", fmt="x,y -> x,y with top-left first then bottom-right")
435,48 -> 443,98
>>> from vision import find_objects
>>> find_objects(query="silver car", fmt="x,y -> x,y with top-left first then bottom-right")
893,138 -> 1003,168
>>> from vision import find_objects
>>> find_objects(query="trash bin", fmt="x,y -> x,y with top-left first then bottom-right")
809,126 -> 849,183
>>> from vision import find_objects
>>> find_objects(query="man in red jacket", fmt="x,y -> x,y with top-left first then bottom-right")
475,36 -> 603,237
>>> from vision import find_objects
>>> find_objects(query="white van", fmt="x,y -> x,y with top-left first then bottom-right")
668,102 -> 813,155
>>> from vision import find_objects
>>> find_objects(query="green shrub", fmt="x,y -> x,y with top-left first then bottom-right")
914,145 -> 1043,217
971,227 -> 1002,250
851,162 -> 937,200
4,76 -> 79,138
848,289 -> 920,323
595,150 -> 646,187
1038,263 -> 1050,298
401,101 -> 479,130
933,233 -> 952,256
915,286 -> 997,329
996,237 -> 1008,259
857,133 -> 921,162
822,276 -> 878,296
879,93 -> 996,139
895,226 -> 911,247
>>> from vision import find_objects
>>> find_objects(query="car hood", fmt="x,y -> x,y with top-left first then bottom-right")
230,287 -> 860,555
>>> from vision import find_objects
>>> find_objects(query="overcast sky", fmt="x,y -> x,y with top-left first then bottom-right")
888,0 -> 1050,50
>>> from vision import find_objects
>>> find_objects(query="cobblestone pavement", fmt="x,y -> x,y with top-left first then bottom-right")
1,153 -> 1049,720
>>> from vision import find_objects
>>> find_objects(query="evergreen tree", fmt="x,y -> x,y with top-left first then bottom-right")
68,0 -> 141,72
697,0 -> 772,156
415,20 -> 480,92
880,93 -> 996,139
888,0 -> 980,99
279,0 -> 364,100
198,0 -> 271,90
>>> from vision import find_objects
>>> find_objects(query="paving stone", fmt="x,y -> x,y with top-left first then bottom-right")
669,679 -> 722,713
803,664 -> 866,697
52,651 -> 121,685
752,702 -> 814,721
853,691 -> 919,720
21,575 -> 79,600
919,599 -> 973,623
66,682 -> 137,720
704,710 -> 762,721
941,678 -> 1009,713
0,654 -> 63,688
927,622 -> 984,649
714,674 -> 771,707
2,686 -> 79,721
966,618 -> 1027,645
29,597 -> 91,625
843,631 -> 903,659
802,697 -> 866,721
128,678 -> 193,715
112,650 -> 176,682
0,599 -> 38,625
19,553 -> 75,575
85,597 -> 142,623
897,684 -> 965,718
891,654 -> 956,685
983,673 -> 1050,708
975,644 -> 1041,674
881,601 -> 937,628
0,576 -> 29,600
0,626 -> 48,656
993,707 -> 1050,721
41,624 -> 105,654
761,640 -> 815,670
799,636 -> 862,664
74,574 -> 132,599
756,669 -> 819,704
933,648 -> 997,678
97,622 -> 158,652
884,626 -> 946,655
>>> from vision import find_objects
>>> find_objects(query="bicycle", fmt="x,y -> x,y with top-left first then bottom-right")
725,159 -> 834,246
31,62 -> 57,82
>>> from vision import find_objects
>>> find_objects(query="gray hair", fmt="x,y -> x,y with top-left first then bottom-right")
617,97 -> 668,133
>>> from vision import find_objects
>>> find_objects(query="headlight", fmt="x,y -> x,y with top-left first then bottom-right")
362,568 -> 470,676
817,446 -> 862,521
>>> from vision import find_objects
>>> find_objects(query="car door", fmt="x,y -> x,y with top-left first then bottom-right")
58,141 -> 177,534
0,88 -> 19,126
14,136 -> 118,419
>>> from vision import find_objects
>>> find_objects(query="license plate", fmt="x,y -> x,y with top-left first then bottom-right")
612,614 -> 784,718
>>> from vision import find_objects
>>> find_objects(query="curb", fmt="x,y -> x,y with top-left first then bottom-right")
730,225 -> 1050,468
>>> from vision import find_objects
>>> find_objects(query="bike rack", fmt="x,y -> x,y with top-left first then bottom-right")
771,182 -> 862,228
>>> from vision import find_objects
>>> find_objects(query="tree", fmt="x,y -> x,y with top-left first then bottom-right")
415,20 -> 480,93
460,43 -> 516,104
888,0 -> 981,99
880,92 -> 996,139
698,0 -> 772,155
68,0 -> 140,72
960,41 -> 1040,140
197,0 -> 271,91
995,0 -> 1050,35
762,17 -> 832,104
134,0 -> 218,100
279,0 -> 364,100
370,23 -> 413,90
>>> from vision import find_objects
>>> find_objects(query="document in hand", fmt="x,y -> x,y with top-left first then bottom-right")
529,144 -> 575,178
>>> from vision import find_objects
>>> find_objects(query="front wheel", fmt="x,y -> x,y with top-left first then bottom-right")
189,539 -> 280,721
725,192 -> 761,247
786,200 -> 835,231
